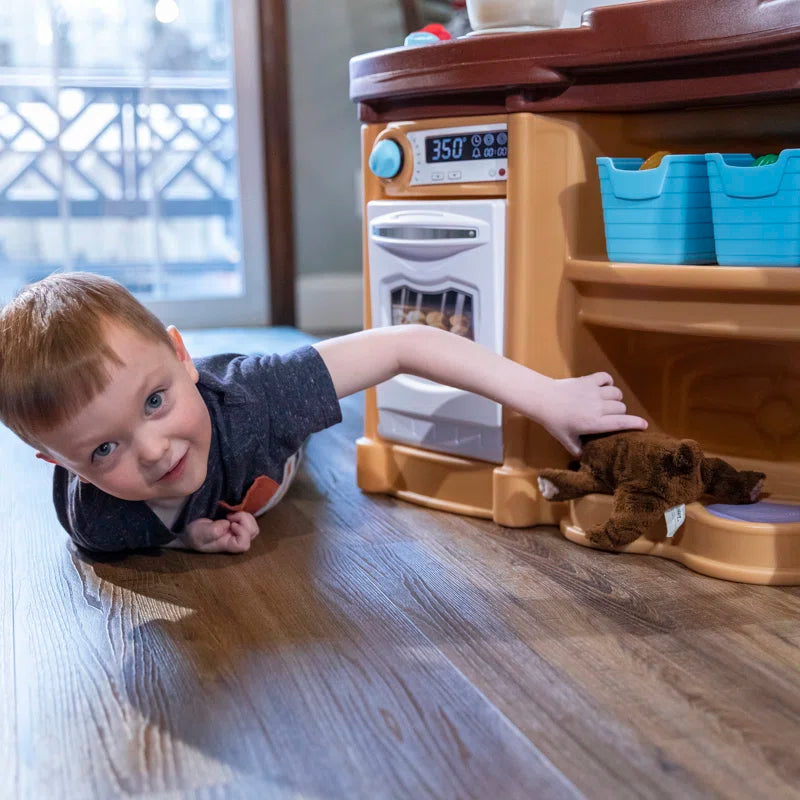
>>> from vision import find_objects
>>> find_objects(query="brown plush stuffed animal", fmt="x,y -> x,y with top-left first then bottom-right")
537,431 -> 765,549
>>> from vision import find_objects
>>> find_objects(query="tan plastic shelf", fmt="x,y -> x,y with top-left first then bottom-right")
563,493 -> 800,585
566,259 -> 800,341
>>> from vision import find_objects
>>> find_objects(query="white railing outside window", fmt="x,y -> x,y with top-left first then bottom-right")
0,0 -> 268,327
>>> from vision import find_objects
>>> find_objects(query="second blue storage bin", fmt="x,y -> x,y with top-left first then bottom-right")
597,154 -> 722,265
706,149 -> 800,267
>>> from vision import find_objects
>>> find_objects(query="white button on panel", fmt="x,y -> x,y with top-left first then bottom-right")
432,172 -> 444,181
447,170 -> 462,180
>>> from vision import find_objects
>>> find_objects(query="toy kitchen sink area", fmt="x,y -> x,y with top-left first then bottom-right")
349,0 -> 800,584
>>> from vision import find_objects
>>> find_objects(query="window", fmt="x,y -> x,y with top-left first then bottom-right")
0,0 -> 268,326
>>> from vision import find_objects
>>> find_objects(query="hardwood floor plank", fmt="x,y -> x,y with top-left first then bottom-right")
337,539 -> 707,800
11,472 -> 246,794
86,506 -> 582,799
268,454 -> 696,798
345,508 -> 800,799
0,438 -> 20,800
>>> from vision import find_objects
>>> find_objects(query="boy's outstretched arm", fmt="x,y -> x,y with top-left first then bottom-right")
314,326 -> 647,456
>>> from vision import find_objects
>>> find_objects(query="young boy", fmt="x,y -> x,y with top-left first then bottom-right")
0,272 -> 647,555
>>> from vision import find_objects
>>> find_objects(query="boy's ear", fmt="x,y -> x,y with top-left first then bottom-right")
166,325 -> 199,383
36,453 -> 90,483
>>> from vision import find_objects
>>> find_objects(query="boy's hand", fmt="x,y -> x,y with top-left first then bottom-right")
180,511 -> 260,553
539,372 -> 647,457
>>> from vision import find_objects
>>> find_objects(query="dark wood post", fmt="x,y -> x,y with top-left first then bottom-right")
258,0 -> 296,326
399,0 -> 423,34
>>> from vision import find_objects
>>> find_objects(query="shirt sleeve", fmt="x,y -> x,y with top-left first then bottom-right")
52,466 -> 175,555
214,344 -> 343,454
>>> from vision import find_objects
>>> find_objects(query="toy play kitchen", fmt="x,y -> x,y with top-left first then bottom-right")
349,0 -> 800,584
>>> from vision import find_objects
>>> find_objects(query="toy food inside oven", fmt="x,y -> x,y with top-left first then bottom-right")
390,288 -> 475,339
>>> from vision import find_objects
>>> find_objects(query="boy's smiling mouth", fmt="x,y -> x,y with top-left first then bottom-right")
158,452 -> 188,483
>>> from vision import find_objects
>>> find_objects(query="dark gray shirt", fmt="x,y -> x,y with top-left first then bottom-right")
53,345 -> 342,554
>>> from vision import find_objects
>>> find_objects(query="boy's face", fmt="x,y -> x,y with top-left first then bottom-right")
36,322 -> 211,503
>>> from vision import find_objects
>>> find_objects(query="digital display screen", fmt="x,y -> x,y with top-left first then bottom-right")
425,129 -> 508,163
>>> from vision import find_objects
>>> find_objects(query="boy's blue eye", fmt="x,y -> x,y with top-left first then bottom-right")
93,442 -> 116,460
146,391 -> 164,411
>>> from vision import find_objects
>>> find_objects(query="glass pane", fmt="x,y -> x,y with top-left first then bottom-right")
390,287 -> 475,340
0,0 -> 244,306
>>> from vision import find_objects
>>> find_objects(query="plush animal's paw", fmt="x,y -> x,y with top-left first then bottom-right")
745,473 -> 766,503
586,524 -> 618,549
586,522 -> 640,550
537,476 -> 559,500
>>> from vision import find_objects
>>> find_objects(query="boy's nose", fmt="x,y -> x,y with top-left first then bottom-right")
137,430 -> 170,466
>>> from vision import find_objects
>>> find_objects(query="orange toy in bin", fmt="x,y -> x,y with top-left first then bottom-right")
351,0 -> 800,584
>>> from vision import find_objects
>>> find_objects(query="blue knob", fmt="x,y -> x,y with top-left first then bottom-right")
404,31 -> 439,47
369,139 -> 403,179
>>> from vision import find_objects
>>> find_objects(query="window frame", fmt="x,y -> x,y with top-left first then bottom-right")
145,0 -> 271,328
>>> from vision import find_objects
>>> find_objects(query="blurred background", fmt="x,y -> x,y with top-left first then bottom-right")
0,0 -> 641,332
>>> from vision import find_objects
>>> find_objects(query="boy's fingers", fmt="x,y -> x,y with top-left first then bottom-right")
208,525 -> 247,554
210,519 -> 231,537
593,372 -> 614,386
227,510 -> 255,525
227,530 -> 250,552
230,520 -> 254,543
594,415 -> 648,432
600,386 -> 623,401
196,520 -> 231,549
227,511 -> 260,538
602,400 -> 627,416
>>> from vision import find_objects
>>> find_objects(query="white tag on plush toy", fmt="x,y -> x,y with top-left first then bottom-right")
664,504 -> 686,538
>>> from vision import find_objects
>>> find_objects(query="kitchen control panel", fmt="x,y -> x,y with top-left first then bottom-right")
408,123 -> 508,185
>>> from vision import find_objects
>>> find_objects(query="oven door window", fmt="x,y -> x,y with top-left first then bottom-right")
390,288 -> 474,340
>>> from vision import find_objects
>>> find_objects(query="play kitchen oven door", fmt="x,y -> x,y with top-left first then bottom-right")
367,199 -> 506,462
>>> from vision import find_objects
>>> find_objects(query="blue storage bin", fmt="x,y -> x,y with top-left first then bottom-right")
596,154 -> 732,265
706,149 -> 800,266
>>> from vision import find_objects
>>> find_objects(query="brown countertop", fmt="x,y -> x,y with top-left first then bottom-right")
350,0 -> 800,121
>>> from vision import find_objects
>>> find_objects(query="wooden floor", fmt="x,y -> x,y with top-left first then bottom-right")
3,328 -> 800,799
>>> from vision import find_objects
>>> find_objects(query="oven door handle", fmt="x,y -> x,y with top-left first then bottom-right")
370,229 -> 490,261
370,236 -> 484,261
369,210 -> 492,261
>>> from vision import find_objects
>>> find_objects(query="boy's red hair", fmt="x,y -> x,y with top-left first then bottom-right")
0,272 -> 173,449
